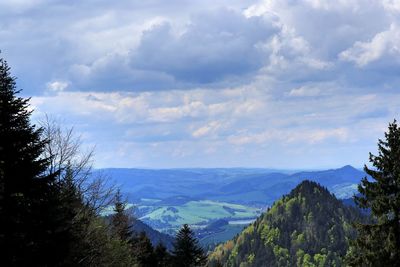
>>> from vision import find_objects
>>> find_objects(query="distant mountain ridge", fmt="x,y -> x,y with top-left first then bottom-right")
94,165 -> 366,205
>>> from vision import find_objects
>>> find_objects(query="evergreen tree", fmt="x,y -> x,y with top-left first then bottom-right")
172,224 -> 207,267
111,189 -> 133,242
110,191 -> 160,266
347,120 -> 400,266
0,57 -> 62,265
132,231 -> 156,266
55,165 -> 96,266
154,243 -> 172,267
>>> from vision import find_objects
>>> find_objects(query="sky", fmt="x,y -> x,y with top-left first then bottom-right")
1,0 -> 400,169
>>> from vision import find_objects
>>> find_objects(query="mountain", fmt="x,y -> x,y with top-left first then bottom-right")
212,165 -> 366,204
94,165 -> 366,205
92,168 -> 283,202
207,181 -> 364,267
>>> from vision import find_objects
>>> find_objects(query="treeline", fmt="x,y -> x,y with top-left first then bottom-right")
0,57 -> 207,266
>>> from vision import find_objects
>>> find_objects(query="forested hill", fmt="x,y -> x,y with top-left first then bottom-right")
130,219 -> 175,250
208,181 -> 364,267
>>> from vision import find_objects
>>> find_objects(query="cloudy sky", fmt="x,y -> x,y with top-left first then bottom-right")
1,0 -> 400,169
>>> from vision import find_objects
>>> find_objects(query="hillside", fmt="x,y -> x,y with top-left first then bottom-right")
208,181 -> 364,267
131,219 -> 175,251
104,214 -> 175,250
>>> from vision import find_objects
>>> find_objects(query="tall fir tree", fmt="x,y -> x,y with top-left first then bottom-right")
172,224 -> 207,267
0,57 -> 61,265
131,231 -> 156,267
111,189 -> 133,242
55,164 -> 94,266
154,242 -> 172,267
110,190 -> 158,266
347,120 -> 400,266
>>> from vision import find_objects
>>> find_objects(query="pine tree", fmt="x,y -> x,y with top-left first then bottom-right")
0,57 -> 60,265
347,120 -> 400,266
172,224 -> 207,267
55,165 -> 95,266
154,243 -> 172,267
110,190 -> 159,266
110,189 -> 133,242
131,231 -> 156,266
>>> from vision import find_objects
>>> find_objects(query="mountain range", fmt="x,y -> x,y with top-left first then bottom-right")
95,165 -> 365,206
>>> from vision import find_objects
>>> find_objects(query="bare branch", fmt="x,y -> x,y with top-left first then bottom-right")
39,115 -> 115,213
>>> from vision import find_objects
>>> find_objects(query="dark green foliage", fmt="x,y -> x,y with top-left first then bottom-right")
172,224 -> 207,267
208,181 -> 364,267
111,189 -> 134,242
346,120 -> 400,266
131,218 -> 175,251
67,215 -> 134,266
154,243 -> 172,267
130,230 -> 175,267
54,167 -> 134,266
0,57 -> 63,265
52,166 -> 89,265
131,231 -> 157,266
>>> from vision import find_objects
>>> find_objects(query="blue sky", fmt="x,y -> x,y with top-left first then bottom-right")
1,0 -> 399,168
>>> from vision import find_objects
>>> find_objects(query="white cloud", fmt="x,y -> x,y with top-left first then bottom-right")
307,128 -> 350,144
340,24 -> 400,67
46,81 -> 69,92
192,121 -> 223,138
29,85 -> 400,168
288,85 -> 321,97
129,9 -> 278,84
383,0 -> 400,12
303,0 -> 362,11
228,127 -> 350,145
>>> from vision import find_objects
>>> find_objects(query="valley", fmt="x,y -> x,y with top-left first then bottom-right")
96,165 -> 367,247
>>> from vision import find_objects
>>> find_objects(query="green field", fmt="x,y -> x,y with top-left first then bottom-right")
139,200 -> 260,233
